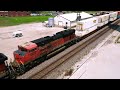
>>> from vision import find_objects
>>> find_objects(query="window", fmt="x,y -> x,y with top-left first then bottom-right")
18,46 -> 27,52
19,51 -> 26,56
29,48 -> 37,52
15,50 -> 26,56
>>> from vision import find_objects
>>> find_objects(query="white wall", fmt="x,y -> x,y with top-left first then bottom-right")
70,22 -> 77,28
54,16 -> 71,27
54,16 -> 77,28
54,12 -> 93,28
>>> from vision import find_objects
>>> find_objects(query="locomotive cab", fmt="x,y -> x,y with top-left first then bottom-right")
13,42 -> 38,65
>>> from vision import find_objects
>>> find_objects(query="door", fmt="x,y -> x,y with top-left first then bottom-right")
58,21 -> 63,27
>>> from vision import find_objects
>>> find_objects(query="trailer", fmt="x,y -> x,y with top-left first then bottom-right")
75,17 -> 98,37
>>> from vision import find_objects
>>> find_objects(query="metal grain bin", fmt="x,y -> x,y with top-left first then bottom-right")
48,18 -> 54,27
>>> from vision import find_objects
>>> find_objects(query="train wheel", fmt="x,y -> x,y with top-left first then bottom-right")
9,69 -> 17,79
34,60 -> 38,65
71,40 -> 76,45
66,42 -> 72,47
28,62 -> 34,70
34,60 -> 40,66
36,55 -> 46,63
18,64 -> 26,75
9,72 -> 17,79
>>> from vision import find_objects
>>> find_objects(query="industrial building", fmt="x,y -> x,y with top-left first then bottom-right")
54,12 -> 93,28
0,11 -> 30,17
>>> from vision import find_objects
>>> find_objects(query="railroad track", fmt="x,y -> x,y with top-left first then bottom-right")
18,19 -> 120,79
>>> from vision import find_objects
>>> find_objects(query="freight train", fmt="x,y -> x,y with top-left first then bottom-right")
75,11 -> 118,37
0,29 -> 78,79
0,11 -> 119,79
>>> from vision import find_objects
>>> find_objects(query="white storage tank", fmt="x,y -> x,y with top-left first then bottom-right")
48,18 -> 54,27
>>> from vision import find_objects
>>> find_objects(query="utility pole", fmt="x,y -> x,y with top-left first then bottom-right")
77,12 -> 81,21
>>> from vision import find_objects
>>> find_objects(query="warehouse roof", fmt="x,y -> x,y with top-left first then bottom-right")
56,12 -> 93,21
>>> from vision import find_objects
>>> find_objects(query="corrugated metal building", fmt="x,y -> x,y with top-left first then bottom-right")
54,12 -> 93,28
0,11 -> 30,17
0,11 -> 8,16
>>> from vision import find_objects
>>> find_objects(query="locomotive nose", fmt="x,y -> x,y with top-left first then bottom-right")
13,50 -> 21,61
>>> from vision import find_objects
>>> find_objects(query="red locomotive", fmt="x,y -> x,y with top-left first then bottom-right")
5,29 -> 76,76
0,29 -> 77,78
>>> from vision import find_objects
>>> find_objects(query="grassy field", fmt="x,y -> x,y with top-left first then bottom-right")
0,16 -> 52,27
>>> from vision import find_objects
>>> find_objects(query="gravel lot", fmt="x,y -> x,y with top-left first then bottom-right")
0,22 -> 64,62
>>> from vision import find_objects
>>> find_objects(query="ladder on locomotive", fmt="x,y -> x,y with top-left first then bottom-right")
4,59 -> 16,79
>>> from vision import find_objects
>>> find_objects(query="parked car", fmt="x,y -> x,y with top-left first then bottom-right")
30,13 -> 40,16
13,31 -> 23,37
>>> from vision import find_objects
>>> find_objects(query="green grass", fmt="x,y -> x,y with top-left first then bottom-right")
0,16 -> 52,27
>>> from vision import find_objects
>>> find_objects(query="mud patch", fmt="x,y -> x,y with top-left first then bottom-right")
64,69 -> 74,76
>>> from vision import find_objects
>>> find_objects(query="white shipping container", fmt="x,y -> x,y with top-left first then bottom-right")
76,17 -> 98,31
75,17 -> 98,36
109,12 -> 118,21
96,14 -> 110,27
101,14 -> 110,22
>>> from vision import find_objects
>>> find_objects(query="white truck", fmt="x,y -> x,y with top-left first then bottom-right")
12,31 -> 23,37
